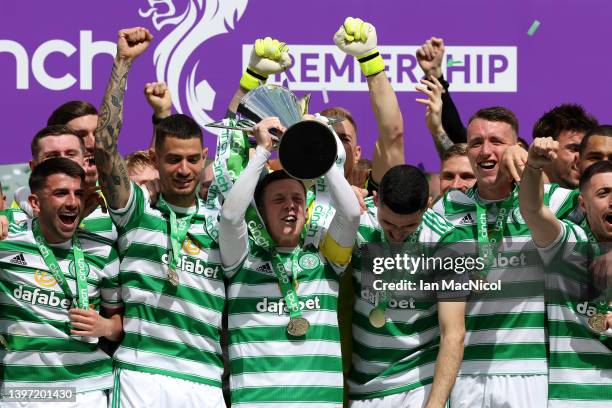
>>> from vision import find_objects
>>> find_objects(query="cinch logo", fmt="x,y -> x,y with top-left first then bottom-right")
247,220 -> 270,249
2,31 -> 115,90
306,205 -> 326,238
256,296 -> 321,315
161,253 -> 219,278
244,45 -> 518,93
34,270 -> 57,288
13,285 -> 71,309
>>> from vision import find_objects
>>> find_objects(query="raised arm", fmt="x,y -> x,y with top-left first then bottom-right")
228,37 -> 292,115
144,81 -> 172,147
416,37 -> 466,144
416,76 -> 453,157
94,27 -> 152,210
219,117 -> 285,268
519,137 -> 562,247
334,17 -> 404,184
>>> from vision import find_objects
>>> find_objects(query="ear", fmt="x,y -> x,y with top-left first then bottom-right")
373,190 -> 379,207
202,147 -> 209,162
150,149 -> 158,167
578,193 -> 586,212
28,160 -> 36,171
354,144 -> 362,162
427,196 -> 433,208
28,194 -> 41,217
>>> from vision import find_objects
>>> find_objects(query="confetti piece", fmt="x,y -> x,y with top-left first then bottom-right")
527,20 -> 540,36
322,88 -> 329,104
447,59 -> 463,67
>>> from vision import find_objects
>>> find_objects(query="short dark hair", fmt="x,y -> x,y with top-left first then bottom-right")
29,157 -> 85,193
47,101 -> 98,126
254,170 -> 306,208
579,160 -> 612,191
579,125 -> 612,156
31,125 -> 85,159
154,114 -> 202,150
468,106 -> 519,137
532,104 -> 597,141
378,165 -> 429,214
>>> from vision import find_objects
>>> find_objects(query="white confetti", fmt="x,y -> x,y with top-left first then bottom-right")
322,88 -> 329,104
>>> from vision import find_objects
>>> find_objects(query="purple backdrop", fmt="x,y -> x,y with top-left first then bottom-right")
1,0 -> 611,171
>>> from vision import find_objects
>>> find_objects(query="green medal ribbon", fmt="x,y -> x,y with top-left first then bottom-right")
474,191 -> 516,279
580,219 -> 611,315
32,218 -> 89,309
271,249 -> 302,317
269,248 -> 310,336
157,195 -> 198,274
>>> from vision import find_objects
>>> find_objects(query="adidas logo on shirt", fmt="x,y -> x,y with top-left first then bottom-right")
459,214 -> 475,224
255,263 -> 274,276
9,253 -> 27,266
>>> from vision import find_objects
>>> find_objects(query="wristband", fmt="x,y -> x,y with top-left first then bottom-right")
357,49 -> 385,77
239,67 -> 267,91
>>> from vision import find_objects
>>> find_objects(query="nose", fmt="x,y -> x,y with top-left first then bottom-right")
479,140 -> 492,157
177,160 -> 190,175
65,193 -> 79,209
451,176 -> 463,190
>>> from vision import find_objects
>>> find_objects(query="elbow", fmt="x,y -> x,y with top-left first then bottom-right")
384,123 -> 404,143
220,205 -> 244,227
441,328 -> 465,347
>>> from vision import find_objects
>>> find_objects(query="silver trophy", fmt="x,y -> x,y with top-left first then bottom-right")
206,85 -> 341,180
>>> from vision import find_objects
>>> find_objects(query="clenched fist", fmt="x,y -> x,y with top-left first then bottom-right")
333,17 -> 383,77
117,27 -> 153,61
240,37 -> 292,91
528,137 -> 558,169
144,82 -> 172,118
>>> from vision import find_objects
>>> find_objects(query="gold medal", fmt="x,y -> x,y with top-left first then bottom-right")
167,268 -> 179,286
287,316 -> 310,337
368,307 -> 386,328
587,313 -> 607,334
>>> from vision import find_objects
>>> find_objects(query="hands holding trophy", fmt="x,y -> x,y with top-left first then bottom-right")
207,37 -> 343,180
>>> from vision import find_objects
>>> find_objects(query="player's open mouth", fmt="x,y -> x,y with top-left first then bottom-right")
59,214 -> 78,226
478,161 -> 496,170
282,215 -> 297,224
604,213 -> 612,226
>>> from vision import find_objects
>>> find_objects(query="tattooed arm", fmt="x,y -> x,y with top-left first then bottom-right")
94,27 -> 153,210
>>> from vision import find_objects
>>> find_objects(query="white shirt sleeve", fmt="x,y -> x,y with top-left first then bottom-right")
219,146 -> 271,270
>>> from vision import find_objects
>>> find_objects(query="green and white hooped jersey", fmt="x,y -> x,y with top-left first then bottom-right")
225,241 -> 347,407
80,205 -> 117,242
109,183 -> 224,387
432,184 -> 577,376
537,221 -> 612,407
349,197 -> 457,400
0,220 -> 120,393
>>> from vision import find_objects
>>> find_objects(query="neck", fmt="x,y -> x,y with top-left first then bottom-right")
477,180 -> 513,201
162,192 -> 197,208
37,221 -> 68,244
274,235 -> 300,248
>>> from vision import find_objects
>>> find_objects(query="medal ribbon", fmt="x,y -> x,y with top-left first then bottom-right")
157,196 -> 198,273
580,219 -> 611,314
32,219 -> 89,309
270,248 -> 304,320
475,190 -> 516,278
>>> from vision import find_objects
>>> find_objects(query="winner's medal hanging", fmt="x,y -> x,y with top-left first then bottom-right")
32,218 -> 90,310
271,249 -> 310,337
369,303 -> 387,328
474,195 -> 514,289
581,220 -> 611,336
158,196 -> 197,287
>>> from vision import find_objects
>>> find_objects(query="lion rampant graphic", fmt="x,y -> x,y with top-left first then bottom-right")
139,0 -> 248,128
